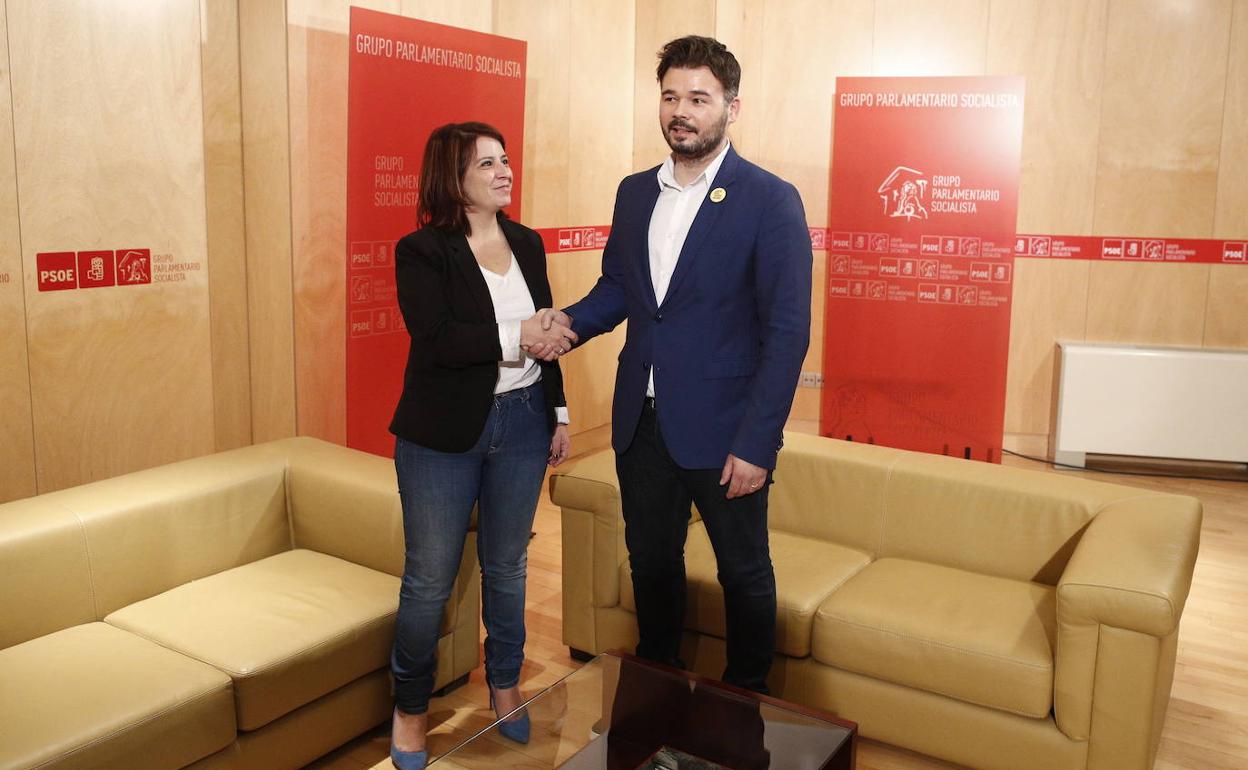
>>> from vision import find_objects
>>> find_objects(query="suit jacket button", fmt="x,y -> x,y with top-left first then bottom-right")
654,312 -> 663,323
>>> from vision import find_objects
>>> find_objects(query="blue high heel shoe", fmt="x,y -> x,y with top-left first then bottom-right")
390,709 -> 428,770
490,687 -> 531,745
389,744 -> 427,770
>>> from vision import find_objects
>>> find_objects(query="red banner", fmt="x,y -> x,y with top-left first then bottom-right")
822,77 -> 1025,462
1012,234 -> 1246,264
346,9 -> 526,456
534,226 -> 611,254
810,229 -> 1247,265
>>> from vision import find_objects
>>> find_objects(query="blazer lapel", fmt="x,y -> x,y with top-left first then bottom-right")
504,221 -> 552,308
448,232 -> 495,320
661,146 -> 740,306
635,176 -> 663,311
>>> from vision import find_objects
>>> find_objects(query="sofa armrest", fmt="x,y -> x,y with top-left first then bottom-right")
277,436 -> 481,685
1054,493 -> 1201,742
550,451 -> 626,609
275,437 -> 407,578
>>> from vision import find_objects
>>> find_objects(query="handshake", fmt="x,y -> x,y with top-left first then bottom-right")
521,309 -> 576,362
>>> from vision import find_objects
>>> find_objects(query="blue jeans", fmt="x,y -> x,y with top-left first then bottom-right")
391,382 -> 549,714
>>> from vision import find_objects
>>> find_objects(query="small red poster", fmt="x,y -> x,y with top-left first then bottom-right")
115,249 -> 151,286
822,77 -> 1024,462
36,252 -> 77,292
346,8 -> 526,456
77,251 -> 116,289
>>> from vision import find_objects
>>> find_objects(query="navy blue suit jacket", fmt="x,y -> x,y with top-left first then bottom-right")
565,146 -> 811,470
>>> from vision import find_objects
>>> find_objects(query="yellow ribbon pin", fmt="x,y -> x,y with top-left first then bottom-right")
709,187 -> 726,203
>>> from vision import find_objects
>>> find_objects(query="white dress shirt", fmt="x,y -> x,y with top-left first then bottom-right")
483,256 -> 570,424
646,141 -> 732,397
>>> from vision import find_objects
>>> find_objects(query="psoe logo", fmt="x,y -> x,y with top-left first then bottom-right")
116,249 -> 151,285
877,166 -> 928,221
36,251 -> 77,292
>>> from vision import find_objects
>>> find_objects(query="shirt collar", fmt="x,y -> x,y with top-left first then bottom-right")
656,140 -> 732,192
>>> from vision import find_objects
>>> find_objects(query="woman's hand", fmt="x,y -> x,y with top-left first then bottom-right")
521,310 -> 577,361
548,424 -> 571,466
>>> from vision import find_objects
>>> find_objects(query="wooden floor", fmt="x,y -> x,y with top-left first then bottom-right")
308,430 -> 1248,770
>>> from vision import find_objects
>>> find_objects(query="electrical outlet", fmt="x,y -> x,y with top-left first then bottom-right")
798,371 -> 823,388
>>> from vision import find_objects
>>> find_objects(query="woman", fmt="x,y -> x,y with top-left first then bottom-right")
388,122 -> 577,770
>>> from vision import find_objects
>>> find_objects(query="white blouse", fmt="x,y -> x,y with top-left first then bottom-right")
480,255 -> 569,424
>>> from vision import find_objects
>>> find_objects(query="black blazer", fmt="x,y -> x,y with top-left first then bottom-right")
389,217 -> 567,452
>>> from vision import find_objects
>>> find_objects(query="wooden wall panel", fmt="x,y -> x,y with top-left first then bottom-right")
631,0 -> 714,171
569,2 -> 634,235
1205,2 -> 1248,353
872,0 -> 990,76
1204,267 -> 1248,349
498,0 -> 630,436
499,0 -> 632,435
495,0 -> 570,227
285,0 -> 365,447
561,1 -> 633,432
288,20 -> 347,445
756,1 -> 872,233
0,4 -> 37,502
1004,259 -> 1089,435
756,1 -> 873,421
987,0 -> 1108,235
240,0 -> 297,443
1094,0 -> 1232,237
712,0 -> 764,157
401,0 -> 490,31
1214,0 -> 1247,238
987,0 -> 1106,437
10,0 -> 214,492
202,0 -> 252,452
1085,263 -> 1209,346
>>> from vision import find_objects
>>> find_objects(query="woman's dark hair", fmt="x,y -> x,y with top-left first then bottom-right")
416,121 -> 507,234
656,35 -> 740,101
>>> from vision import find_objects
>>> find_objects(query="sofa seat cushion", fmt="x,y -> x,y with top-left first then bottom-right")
812,558 -> 1057,717
621,522 -> 872,656
0,622 -> 234,770
105,549 -> 400,731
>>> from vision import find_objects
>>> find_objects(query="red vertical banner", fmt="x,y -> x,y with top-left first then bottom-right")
346,9 -> 526,456
822,77 -> 1024,462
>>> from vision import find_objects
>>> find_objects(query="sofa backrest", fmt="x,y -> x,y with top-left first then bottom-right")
770,433 -> 896,554
0,443 -> 293,634
770,432 -> 1165,584
878,450 -> 1145,584
0,498 -> 97,648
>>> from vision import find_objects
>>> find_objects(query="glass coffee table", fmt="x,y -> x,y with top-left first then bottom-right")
426,651 -> 856,769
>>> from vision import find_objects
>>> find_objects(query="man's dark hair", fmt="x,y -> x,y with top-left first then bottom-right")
416,121 -> 508,235
656,35 -> 740,101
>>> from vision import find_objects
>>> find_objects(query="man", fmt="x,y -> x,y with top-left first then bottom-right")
543,35 -> 811,693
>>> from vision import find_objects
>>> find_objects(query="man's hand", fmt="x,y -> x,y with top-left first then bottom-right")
719,453 -> 767,499
537,308 -> 573,331
521,310 -> 578,361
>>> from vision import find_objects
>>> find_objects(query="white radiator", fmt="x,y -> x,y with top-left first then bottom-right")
1051,342 -> 1248,467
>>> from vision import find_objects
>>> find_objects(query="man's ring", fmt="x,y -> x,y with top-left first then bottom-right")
750,482 -> 759,488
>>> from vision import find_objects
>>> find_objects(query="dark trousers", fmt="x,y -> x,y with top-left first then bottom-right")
615,399 -> 777,693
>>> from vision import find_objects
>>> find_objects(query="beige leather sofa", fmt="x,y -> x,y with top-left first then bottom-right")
0,437 -> 480,770
551,432 -> 1201,770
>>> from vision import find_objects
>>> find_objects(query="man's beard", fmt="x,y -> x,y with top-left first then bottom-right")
665,111 -> 730,161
